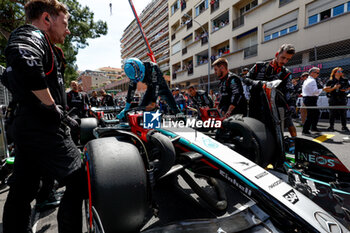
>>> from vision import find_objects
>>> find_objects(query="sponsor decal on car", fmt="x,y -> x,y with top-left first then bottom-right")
268,180 -> 283,190
283,189 -> 299,204
314,211 -> 342,233
219,170 -> 252,196
255,171 -> 269,179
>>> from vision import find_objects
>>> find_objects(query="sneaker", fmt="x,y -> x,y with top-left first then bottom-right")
302,131 -> 312,136
35,194 -> 61,211
342,127 -> 350,132
327,127 -> 334,132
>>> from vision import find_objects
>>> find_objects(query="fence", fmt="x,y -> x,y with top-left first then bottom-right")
0,65 -> 11,106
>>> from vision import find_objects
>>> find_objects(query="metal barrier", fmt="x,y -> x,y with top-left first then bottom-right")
0,65 -> 11,106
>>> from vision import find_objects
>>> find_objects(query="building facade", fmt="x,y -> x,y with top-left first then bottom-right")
77,67 -> 124,93
169,0 -> 350,90
120,0 -> 170,75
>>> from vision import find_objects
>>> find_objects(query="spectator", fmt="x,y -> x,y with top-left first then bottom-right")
298,72 -> 309,125
302,67 -> 323,136
324,67 -> 350,132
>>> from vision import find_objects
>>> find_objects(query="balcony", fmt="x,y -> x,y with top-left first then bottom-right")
186,20 -> 193,29
172,73 -> 177,80
210,0 -> 219,13
188,67 -> 193,75
232,16 -> 244,30
201,36 -> 208,46
171,34 -> 176,41
243,44 -> 258,59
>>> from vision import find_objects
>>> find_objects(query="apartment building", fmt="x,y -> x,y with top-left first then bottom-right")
120,0 -> 170,75
169,0 -> 350,90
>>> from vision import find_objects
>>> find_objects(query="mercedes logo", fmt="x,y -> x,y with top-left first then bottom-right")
314,211 -> 342,233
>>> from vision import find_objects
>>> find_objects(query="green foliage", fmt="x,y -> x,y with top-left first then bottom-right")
0,0 -> 108,87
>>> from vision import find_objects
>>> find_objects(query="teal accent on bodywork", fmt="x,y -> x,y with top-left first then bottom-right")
284,162 -> 350,195
157,128 -> 258,190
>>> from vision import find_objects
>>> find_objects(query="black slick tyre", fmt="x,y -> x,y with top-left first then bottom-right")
85,137 -> 148,233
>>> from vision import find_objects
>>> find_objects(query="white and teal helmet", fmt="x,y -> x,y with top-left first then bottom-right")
124,58 -> 145,83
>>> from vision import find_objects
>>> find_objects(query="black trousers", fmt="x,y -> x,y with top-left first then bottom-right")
329,99 -> 347,127
303,96 -> 319,132
3,159 -> 85,233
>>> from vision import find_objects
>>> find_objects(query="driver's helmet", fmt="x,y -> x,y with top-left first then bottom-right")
124,58 -> 145,83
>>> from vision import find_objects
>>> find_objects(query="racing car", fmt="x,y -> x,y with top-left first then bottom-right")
83,89 -> 350,233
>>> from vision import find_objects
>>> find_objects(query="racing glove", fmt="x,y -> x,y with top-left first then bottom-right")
117,102 -> 131,120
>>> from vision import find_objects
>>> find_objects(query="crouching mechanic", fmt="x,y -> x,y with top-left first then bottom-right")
187,85 -> 214,109
2,1 -> 85,232
244,44 -> 297,137
117,58 -> 180,119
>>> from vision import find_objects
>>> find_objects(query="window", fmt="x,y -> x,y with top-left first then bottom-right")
239,0 -> 258,15
272,32 -> 279,39
264,35 -> 271,41
280,28 -> 288,36
333,4 -> 344,16
171,0 -> 180,15
348,2 -> 350,12
195,0 -> 208,16
289,25 -> 297,32
320,9 -> 331,21
172,41 -> 181,55
308,14 -> 318,25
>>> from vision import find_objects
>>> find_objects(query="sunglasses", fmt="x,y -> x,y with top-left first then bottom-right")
314,72 -> 319,74
337,70 -> 343,73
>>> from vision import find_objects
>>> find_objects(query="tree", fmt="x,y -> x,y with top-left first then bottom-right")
0,0 -> 108,87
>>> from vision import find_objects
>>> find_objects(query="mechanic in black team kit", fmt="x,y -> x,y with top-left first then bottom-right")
244,44 -> 297,137
67,81 -> 89,118
212,58 -> 247,117
117,58 -> 180,119
187,85 -> 214,109
2,1 -> 84,232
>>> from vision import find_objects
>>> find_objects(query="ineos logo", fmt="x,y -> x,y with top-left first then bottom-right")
314,211 -> 342,233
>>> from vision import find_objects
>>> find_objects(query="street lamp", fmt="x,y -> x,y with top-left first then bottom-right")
184,13 -> 210,92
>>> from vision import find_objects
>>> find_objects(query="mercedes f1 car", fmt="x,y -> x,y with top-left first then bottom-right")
82,80 -> 350,232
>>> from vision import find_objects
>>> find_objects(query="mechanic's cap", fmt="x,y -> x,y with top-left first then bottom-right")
242,67 -> 249,71
124,58 -> 145,83
175,87 -> 179,91
302,72 -> 309,77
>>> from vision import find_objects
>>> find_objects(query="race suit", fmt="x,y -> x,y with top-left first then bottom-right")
190,90 -> 214,108
218,72 -> 247,116
126,62 -> 180,114
2,25 -> 84,233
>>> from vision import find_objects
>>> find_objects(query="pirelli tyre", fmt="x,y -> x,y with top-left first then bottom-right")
84,137 -> 148,233
80,117 -> 98,145
222,116 -> 276,168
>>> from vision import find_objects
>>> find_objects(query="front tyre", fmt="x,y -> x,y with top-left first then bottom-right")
84,137 -> 148,233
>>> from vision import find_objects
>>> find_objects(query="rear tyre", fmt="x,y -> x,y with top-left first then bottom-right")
84,137 -> 148,233
80,117 -> 98,145
222,116 -> 276,167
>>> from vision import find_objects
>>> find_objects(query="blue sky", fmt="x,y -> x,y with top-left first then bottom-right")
76,0 -> 152,71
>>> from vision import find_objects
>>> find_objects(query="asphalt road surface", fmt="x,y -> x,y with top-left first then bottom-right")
0,120 -> 349,233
